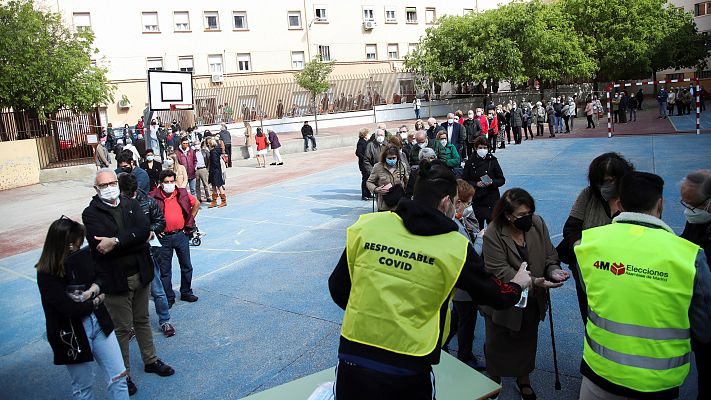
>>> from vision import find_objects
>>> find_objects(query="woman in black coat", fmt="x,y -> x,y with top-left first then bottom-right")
207,137 -> 227,208
462,136 -> 506,229
355,128 -> 372,200
36,217 -> 129,399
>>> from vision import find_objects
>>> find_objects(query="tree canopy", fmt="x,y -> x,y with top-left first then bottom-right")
294,57 -> 334,134
0,0 -> 114,117
405,0 -> 707,86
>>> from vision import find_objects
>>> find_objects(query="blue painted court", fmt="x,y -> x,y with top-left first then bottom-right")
1,133 -> 710,399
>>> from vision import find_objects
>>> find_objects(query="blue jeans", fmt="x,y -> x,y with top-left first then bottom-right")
415,108 -> 420,119
65,313 -> 129,400
158,232 -> 194,301
188,178 -> 196,196
659,101 -> 668,118
303,135 -> 317,150
150,248 -> 170,325
554,116 -> 564,133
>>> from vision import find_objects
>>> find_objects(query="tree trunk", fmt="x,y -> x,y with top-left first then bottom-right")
313,94 -> 319,135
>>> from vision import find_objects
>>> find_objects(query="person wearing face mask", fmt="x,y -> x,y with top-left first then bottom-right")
510,102 -> 525,144
83,169 -> 175,395
363,129 -> 387,176
557,152 -> 634,326
462,137 -> 506,230
435,131 -> 461,170
398,126 -> 414,163
165,153 -> 188,189
140,148 -> 163,190
485,110 -> 499,152
149,170 -> 200,308
116,150 -> 150,195
426,117 -> 443,140
329,160 -> 532,399
193,140 -> 211,203
36,216 -> 129,399
463,109 -> 483,160
440,113 -> 465,158
574,172 -> 711,400
679,170 -> 711,400
356,128 -> 373,201
175,137 -> 198,195
366,144 -> 409,211
95,135 -> 111,169
482,188 -> 570,400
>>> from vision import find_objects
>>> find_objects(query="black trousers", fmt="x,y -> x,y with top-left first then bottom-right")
536,123 -> 544,136
225,144 -> 233,167
487,135 -> 497,153
512,126 -> 522,144
524,124 -> 533,139
360,169 -> 370,199
335,360 -> 434,400
465,142 -> 477,159
451,301 -> 479,361
505,126 -> 512,143
586,115 -> 595,128
693,338 -> 710,400
474,205 -> 493,230
563,115 -> 570,132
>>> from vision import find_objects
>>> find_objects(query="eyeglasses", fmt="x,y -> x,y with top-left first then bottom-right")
680,198 -> 710,212
96,181 -> 118,190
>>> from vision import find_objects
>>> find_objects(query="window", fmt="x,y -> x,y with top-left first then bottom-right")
178,56 -> 194,72
363,6 -> 375,21
174,11 -> 190,31
288,11 -> 302,28
385,7 -> 396,23
406,7 -> 417,23
72,12 -> 91,32
208,54 -> 223,73
315,6 -> 328,22
666,73 -> 685,81
142,12 -> 159,32
698,70 -> 711,79
237,53 -> 251,71
408,43 -> 418,55
147,57 -> 163,71
425,7 -> 436,24
233,11 -> 248,29
387,43 -> 399,59
291,51 -> 305,69
318,45 -> 331,61
365,44 -> 377,60
696,2 -> 711,16
463,8 -> 474,15
204,11 -> 219,30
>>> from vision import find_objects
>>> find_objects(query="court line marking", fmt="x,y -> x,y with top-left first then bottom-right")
200,215 -> 345,231
0,266 -> 36,283
191,247 -> 343,254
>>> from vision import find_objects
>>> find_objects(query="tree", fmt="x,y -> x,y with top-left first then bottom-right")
294,57 -> 334,135
0,0 -> 114,119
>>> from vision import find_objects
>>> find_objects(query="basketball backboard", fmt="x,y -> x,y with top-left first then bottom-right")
147,70 -> 194,111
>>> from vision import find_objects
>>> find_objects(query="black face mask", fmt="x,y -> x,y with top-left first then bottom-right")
513,214 -> 533,232
120,166 -> 132,173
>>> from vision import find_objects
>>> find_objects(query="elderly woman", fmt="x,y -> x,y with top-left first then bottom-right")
556,152 -> 634,325
436,130 -> 461,169
366,144 -> 409,211
482,188 -> 569,400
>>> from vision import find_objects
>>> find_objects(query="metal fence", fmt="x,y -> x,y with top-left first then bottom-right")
0,108 -> 100,168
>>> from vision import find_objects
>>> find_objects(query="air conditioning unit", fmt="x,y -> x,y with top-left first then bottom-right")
363,20 -> 375,30
211,73 -> 224,83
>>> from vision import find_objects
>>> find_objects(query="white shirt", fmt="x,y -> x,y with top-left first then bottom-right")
447,124 -> 453,142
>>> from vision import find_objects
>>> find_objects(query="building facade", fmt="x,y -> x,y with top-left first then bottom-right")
659,1 -> 711,85
44,0 -> 510,126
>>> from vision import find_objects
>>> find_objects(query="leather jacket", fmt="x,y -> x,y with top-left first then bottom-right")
136,191 -> 166,234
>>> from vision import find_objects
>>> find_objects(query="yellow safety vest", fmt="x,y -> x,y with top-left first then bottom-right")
342,212 -> 469,357
574,221 -> 698,392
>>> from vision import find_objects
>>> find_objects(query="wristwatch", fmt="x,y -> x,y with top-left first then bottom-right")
113,237 -> 120,245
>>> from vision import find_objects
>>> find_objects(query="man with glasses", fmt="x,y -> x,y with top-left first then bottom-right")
82,168 -> 174,396
680,169 -> 711,399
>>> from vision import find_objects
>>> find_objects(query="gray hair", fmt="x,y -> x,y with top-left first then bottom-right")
683,170 -> 711,199
419,147 -> 436,161
94,168 -> 117,186
375,129 -> 385,136
414,130 -> 427,141
377,123 -> 387,130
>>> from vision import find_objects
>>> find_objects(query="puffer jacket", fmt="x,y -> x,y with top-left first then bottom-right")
135,191 -> 166,234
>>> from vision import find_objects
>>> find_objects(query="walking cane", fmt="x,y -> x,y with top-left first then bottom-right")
547,289 -> 562,390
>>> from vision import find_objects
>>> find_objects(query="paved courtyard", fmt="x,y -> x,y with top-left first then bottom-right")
1,126 -> 710,399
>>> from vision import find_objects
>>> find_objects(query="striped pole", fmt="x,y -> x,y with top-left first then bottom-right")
695,78 -> 701,135
606,87 -> 612,138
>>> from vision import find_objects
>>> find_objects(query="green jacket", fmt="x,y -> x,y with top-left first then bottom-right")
438,143 -> 461,168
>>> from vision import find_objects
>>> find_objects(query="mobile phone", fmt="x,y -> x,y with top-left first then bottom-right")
481,174 -> 493,184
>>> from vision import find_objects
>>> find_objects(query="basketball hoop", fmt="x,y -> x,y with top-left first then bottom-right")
169,103 -> 193,111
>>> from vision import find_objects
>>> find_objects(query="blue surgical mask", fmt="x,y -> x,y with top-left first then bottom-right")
385,159 -> 397,167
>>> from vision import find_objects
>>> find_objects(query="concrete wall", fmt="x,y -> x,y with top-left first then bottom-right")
0,140 -> 41,190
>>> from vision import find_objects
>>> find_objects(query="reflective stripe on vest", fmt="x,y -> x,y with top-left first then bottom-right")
574,221 -> 698,392
341,212 -> 468,357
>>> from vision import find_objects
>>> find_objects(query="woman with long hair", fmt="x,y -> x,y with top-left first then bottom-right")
36,217 -> 129,399
166,153 -> 187,189
206,137 -> 227,208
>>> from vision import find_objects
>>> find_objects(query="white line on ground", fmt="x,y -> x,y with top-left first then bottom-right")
191,247 -> 343,254
0,266 -> 36,283
200,215 -> 344,231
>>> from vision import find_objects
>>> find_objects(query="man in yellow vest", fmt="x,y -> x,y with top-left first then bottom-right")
574,171 -> 711,400
328,160 -> 533,399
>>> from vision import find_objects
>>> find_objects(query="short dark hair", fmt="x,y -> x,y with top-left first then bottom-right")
491,188 -> 536,228
145,148 -> 154,155
413,159 -> 457,209
118,172 -> 138,196
159,169 -> 177,183
180,136 -> 189,143
116,150 -> 134,165
588,152 -> 634,192
620,172 -> 664,213
473,136 -> 488,148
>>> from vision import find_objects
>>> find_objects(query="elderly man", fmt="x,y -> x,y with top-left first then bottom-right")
441,112 -> 465,157
680,169 -> 711,399
426,117 -> 442,140
409,130 -> 443,165
83,169 -> 174,396
376,122 -> 392,139
363,129 -> 386,175
217,124 -> 232,167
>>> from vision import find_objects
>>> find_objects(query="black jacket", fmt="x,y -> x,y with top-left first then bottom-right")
301,124 -> 314,138
82,195 -> 153,294
462,118 -> 483,143
140,160 -> 163,188
462,154 -> 505,208
37,247 -> 114,365
136,191 -> 166,233
682,221 -> 711,265
328,199 -> 522,372
355,138 -> 368,171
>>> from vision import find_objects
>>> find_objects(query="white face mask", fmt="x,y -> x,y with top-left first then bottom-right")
419,141 -> 427,148
146,155 -> 154,162
476,148 -> 488,158
684,203 -> 711,224
162,183 -> 176,194
400,132 -> 408,139
165,159 -> 174,167
476,111 -> 482,116
376,135 -> 385,143
99,186 -> 120,202
463,205 -> 474,218
447,119 -> 454,124
512,104 -> 517,109
440,139 -> 448,147
411,139 -> 417,145
468,113 -> 475,119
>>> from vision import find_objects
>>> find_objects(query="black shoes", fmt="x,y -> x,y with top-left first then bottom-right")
516,382 -> 537,400
180,293 -> 198,302
127,376 -> 137,396
167,298 -> 175,309
277,162 -> 284,165
270,162 -> 277,165
144,359 -> 175,376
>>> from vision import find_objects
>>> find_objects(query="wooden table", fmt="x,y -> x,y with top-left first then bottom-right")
243,351 -> 500,399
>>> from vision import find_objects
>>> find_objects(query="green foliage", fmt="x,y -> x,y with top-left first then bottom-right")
294,57 -> 335,97
0,0 -> 114,117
